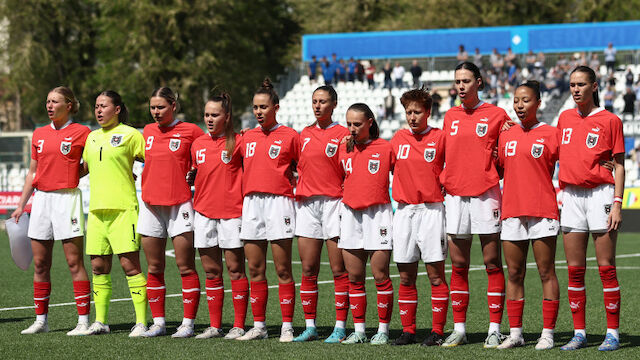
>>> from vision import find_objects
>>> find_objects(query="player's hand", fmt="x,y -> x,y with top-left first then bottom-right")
501,120 -> 515,132
10,207 -> 24,223
492,146 -> 499,159
607,202 -> 622,232
240,127 -> 250,135
341,134 -> 353,144
599,159 -> 615,171
186,168 -> 197,186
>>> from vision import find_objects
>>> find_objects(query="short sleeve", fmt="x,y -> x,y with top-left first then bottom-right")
190,140 -> 199,170
610,116 -> 625,155
130,130 -> 146,161
31,137 -> 39,161
290,131 -> 301,162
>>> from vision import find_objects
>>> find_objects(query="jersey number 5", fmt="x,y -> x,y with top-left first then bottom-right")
245,142 -> 256,158
561,128 -> 572,144
450,120 -> 459,136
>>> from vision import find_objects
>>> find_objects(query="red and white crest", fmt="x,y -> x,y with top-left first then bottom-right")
476,123 -> 488,137
269,144 -> 281,159
221,150 -> 231,164
531,143 -> 544,158
586,133 -> 599,149
424,148 -> 436,162
325,143 -> 338,157
169,138 -> 181,152
60,141 -> 72,155
368,159 -> 380,174
110,134 -> 123,147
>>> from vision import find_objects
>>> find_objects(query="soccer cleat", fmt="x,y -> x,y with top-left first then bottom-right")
341,331 -> 367,344
370,332 -> 389,345
142,323 -> 166,338
21,320 -> 49,335
279,327 -> 294,343
67,322 -> 89,336
293,327 -> 318,342
442,331 -> 467,347
324,327 -> 347,343
497,335 -> 525,349
236,326 -> 268,341
484,331 -> 506,348
535,334 -> 554,350
391,331 -> 416,346
171,324 -> 195,338
560,333 -> 587,351
224,327 -> 245,340
195,327 -> 224,339
422,331 -> 445,346
84,321 -> 110,335
128,323 -> 148,338
598,333 -> 620,351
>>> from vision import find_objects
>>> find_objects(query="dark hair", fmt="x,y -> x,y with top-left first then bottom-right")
516,80 -> 541,101
150,87 -> 181,112
346,103 -> 379,152
570,65 -> 600,107
207,91 -> 236,154
51,86 -> 80,114
454,61 -> 485,90
307,85 -> 338,128
99,90 -> 129,124
400,85 -> 433,111
254,77 -> 279,105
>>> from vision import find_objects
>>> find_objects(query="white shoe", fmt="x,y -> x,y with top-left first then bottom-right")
142,323 -> 166,337
195,327 -> 224,339
535,334 -> 554,350
171,324 -> 195,338
66,322 -> 89,336
279,327 -> 294,343
224,327 -> 245,340
129,323 -> 148,338
21,320 -> 49,335
236,326 -> 268,340
84,321 -> 110,335
497,335 -> 525,349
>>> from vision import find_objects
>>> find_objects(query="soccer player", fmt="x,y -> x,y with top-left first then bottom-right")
139,87 -> 205,338
293,85 -> 350,343
496,81 -> 560,350
190,92 -> 248,340
389,88 -> 449,346
440,62 -> 510,348
236,78 -> 299,342
11,87 -> 91,335
339,103 -> 394,345
558,66 -> 624,351
82,91 -> 148,336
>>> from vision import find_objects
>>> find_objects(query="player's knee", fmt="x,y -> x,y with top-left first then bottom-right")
227,271 -> 245,281
33,258 -> 50,276
428,274 -> 443,287
507,267 -> 525,284
372,272 -> 389,284
538,267 -> 556,284
330,267 -> 347,278
301,263 -> 319,277
275,268 -> 293,283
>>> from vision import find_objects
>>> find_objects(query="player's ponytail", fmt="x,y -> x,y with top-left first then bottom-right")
51,86 -> 80,115
570,65 -> 600,107
99,90 -> 129,124
255,77 -> 279,105
151,87 -> 181,113
307,85 -> 338,128
346,103 -> 378,153
208,91 -> 236,155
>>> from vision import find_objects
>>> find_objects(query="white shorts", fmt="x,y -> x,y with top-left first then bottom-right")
445,184 -> 502,237
561,184 -> 614,233
501,216 -> 559,241
28,188 -> 85,240
339,203 -> 393,251
240,193 -> 295,241
193,212 -> 242,249
295,196 -> 341,240
137,200 -> 194,238
393,202 -> 447,263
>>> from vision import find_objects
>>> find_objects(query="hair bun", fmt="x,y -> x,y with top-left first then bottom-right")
261,77 -> 274,90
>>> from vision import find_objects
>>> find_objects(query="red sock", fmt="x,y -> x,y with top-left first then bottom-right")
231,278 -> 249,328
250,280 -> 268,322
376,279 -> 393,324
300,275 -> 318,320
181,271 -> 200,319
33,282 -> 51,316
567,266 -> 586,330
542,299 -> 559,330
431,282 -> 449,335
73,280 -> 91,316
334,274 -> 350,322
349,281 -> 367,324
450,266 -> 469,323
486,267 -> 505,324
506,299 -> 524,329
205,278 -> 224,328
279,282 -> 295,322
599,266 -> 620,329
147,272 -> 166,318
398,284 -> 417,334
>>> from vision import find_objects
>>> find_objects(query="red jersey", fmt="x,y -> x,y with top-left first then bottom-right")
141,121 -> 204,205
440,102 -> 510,196
31,121 -> 90,191
390,127 -> 445,204
557,108 -> 624,188
339,138 -> 394,210
240,124 -> 300,198
296,122 -> 350,200
498,123 -> 560,219
190,133 -> 243,219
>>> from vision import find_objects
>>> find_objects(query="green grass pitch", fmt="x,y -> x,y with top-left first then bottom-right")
1,231 -> 639,359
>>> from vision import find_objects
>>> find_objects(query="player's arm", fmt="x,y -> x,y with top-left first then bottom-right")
79,161 -> 89,178
10,159 -> 37,222
608,152 -> 625,231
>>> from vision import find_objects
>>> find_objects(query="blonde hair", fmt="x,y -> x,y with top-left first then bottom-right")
50,86 -> 79,114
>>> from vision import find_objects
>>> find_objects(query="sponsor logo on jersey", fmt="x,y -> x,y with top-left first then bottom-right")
493,209 -> 500,220
172,133 -> 181,137
604,204 -> 611,215
476,123 -> 488,137
371,153 -> 380,158
64,136 -> 73,140
479,117 -> 489,122
60,141 -> 72,155
110,134 -> 123,147
325,143 -> 338,157
536,138 -> 545,143
424,148 -> 436,162
169,138 -> 181,152
331,138 -> 339,143
427,142 -> 436,146
586,133 -> 599,148
591,127 -> 601,132
221,150 -> 231,164
531,143 -> 544,158
274,140 -> 282,144
368,159 -> 380,174
269,144 -> 281,159
182,211 -> 189,220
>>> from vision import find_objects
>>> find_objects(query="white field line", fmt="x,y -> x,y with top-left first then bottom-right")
2,253 -> 639,313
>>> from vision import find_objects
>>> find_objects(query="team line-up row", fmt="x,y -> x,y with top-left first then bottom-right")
10,62 -> 623,351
